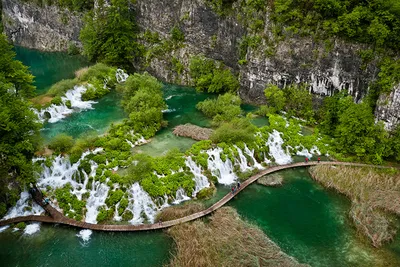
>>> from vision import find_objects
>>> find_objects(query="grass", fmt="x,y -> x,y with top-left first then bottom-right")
155,202 -> 205,223
309,165 -> 400,247
166,207 -> 307,267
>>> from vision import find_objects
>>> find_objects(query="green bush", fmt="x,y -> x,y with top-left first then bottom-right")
211,118 -> 257,144
171,25 -> 185,42
189,56 -> 239,93
196,187 -> 214,200
196,93 -> 242,125
48,134 -> 74,154
105,189 -> 124,207
51,96 -> 63,105
47,79 -> 77,97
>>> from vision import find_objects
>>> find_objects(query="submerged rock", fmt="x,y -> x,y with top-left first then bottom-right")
257,173 -> 284,187
173,124 -> 213,141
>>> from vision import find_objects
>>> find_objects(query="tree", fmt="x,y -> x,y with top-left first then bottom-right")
0,35 -> 41,216
80,0 -> 142,69
264,84 -> 286,113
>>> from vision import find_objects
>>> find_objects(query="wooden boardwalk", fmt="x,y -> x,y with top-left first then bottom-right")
0,161 -> 394,231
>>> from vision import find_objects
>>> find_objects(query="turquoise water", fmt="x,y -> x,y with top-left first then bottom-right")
229,168 -> 400,267
14,46 -> 89,95
0,225 -> 172,267
41,90 -> 126,141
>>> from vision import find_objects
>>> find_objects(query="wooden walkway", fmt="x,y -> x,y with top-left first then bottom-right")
0,161 -> 394,231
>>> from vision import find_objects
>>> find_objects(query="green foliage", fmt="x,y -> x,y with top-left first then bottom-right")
189,56 -> 239,93
47,79 -> 77,97
170,25 -> 185,42
264,84 -> 286,113
67,42 -> 80,55
272,0 -> 400,49
96,206 -> 114,223
51,96 -> 63,105
15,222 -> 26,229
80,0 -> 142,68
211,118 -> 257,144
0,34 -> 41,212
117,73 -> 166,138
196,187 -> 215,200
48,134 -> 74,154
283,84 -> 314,122
55,183 -> 86,220
141,172 -> 195,198
126,153 -> 155,184
105,189 -> 124,207
153,149 -> 186,175
196,93 -> 242,125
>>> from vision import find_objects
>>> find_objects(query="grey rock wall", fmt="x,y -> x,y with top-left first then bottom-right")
1,0 -> 83,51
375,84 -> 400,131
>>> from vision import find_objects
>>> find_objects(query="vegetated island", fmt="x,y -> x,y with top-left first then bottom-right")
309,165 -> 400,247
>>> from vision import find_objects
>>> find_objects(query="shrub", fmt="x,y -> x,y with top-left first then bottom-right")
51,96 -> 63,105
15,222 -> 26,229
47,79 -> 77,97
196,93 -> 242,124
48,134 -> 74,154
196,187 -> 214,200
211,118 -> 257,144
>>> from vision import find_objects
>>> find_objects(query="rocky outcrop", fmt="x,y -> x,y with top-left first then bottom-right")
239,37 -> 380,104
134,0 -> 245,84
1,0 -> 83,51
375,84 -> 400,131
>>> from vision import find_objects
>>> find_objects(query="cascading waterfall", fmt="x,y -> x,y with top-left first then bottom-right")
266,130 -> 292,165
185,157 -> 210,196
23,223 -> 41,235
2,192 -> 44,220
234,145 -> 252,172
116,69 -> 129,83
172,188 -> 191,204
207,147 -> 237,185
244,145 -> 264,169
34,85 -> 97,123
126,183 -> 160,225
296,146 -> 313,159
85,182 -> 110,224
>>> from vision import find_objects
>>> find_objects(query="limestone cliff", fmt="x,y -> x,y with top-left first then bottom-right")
1,0 -> 83,51
375,84 -> 400,131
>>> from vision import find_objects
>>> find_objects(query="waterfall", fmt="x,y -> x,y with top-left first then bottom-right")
85,182 -> 110,224
0,226 -> 9,233
2,192 -> 44,220
296,146 -> 313,159
34,85 -> 97,123
23,223 -> 41,235
116,69 -> 129,83
234,145 -> 251,172
172,188 -> 191,205
185,157 -> 210,196
266,130 -> 292,165
127,183 -> 159,225
244,145 -> 264,169
207,148 -> 237,185
113,202 -> 122,222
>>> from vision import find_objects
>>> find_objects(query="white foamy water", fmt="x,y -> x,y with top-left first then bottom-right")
127,183 -> 159,225
172,188 -> 191,205
185,157 -> 210,196
3,191 -> 44,220
296,146 -> 313,159
24,223 -> 40,235
244,145 -> 264,169
266,130 -> 292,165
207,148 -> 237,185
76,229 -> 93,243
34,85 -> 97,123
116,69 -> 129,83
0,226 -> 10,233
85,182 -> 109,224
235,146 -> 252,172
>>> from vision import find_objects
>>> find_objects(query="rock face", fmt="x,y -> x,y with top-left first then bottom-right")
134,0 -> 245,84
240,37 -> 379,104
1,0 -> 83,51
375,84 -> 400,131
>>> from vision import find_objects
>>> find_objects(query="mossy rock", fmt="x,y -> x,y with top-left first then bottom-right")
196,187 -> 215,200
15,222 -> 26,229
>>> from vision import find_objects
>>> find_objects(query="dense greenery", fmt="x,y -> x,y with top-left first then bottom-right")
211,118 -> 257,144
189,56 -> 239,93
117,72 -> 167,138
261,84 -> 315,123
273,0 -> 400,50
49,134 -> 75,154
54,183 -> 86,221
0,34 -> 41,216
80,0 -> 142,69
196,93 -> 242,125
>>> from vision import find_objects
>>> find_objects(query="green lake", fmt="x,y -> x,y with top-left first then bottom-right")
2,47 -> 400,267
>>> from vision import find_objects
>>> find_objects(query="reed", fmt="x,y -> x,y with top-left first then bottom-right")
309,165 -> 400,247
156,202 -> 205,223
166,207 -> 308,267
